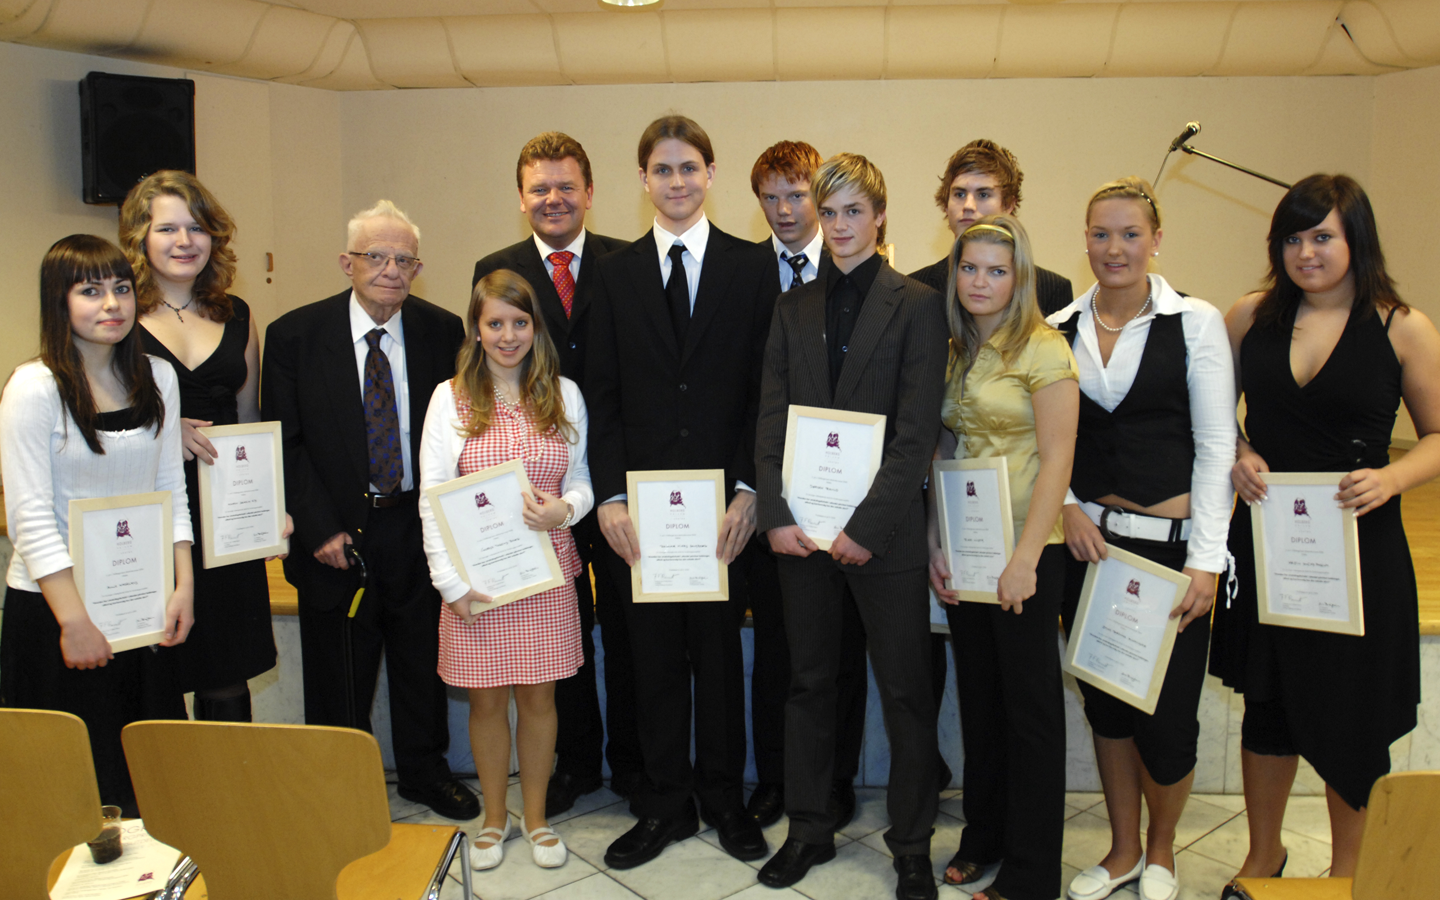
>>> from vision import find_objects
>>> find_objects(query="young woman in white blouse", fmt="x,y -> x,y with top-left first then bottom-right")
418,270 -> 592,871
0,235 -> 194,816
1048,178 -> 1236,900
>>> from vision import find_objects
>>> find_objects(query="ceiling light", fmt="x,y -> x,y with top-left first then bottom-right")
600,0 -> 662,7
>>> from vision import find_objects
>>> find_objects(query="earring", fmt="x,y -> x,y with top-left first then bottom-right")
1152,252 -> 1159,257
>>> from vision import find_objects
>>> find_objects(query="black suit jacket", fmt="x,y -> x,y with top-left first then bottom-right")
472,231 -> 629,384
585,224 -> 781,502
910,255 -> 1074,318
755,262 -> 949,571
261,290 -> 465,610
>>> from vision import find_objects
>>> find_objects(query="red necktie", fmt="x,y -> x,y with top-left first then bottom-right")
548,251 -> 576,317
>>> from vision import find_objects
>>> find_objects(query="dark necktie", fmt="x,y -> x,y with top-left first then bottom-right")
666,242 -> 689,344
548,250 -> 576,317
785,252 -> 809,289
363,329 -> 403,495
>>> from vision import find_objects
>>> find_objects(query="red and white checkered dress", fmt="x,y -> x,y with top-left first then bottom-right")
437,384 -> 584,688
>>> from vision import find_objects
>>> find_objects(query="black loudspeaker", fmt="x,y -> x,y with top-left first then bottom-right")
79,72 -> 196,205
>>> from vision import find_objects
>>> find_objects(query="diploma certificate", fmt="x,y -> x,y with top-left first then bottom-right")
69,492 -> 175,653
628,469 -> 728,602
780,405 -> 886,550
425,460 -> 565,614
1251,472 -> 1364,636
1062,545 -> 1190,715
933,458 -> 1014,603
196,421 -> 288,568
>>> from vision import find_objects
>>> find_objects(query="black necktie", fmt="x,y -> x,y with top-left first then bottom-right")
666,242 -> 689,344
785,252 -> 809,289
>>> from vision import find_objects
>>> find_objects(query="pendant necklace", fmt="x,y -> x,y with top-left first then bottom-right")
159,297 -> 193,322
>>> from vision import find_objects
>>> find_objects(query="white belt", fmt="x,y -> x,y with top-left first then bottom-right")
1079,501 -> 1192,544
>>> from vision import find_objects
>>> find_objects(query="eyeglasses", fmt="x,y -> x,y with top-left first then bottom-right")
347,251 -> 420,272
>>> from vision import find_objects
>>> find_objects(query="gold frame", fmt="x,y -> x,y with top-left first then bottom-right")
196,421 -> 289,569
1062,544 -> 1190,715
780,404 -> 886,551
68,491 -> 175,652
424,459 -> 565,615
627,469 -> 729,603
1251,472 -> 1364,636
933,457 -> 1014,604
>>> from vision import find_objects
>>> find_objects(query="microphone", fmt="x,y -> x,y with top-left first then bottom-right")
1169,121 -> 1201,152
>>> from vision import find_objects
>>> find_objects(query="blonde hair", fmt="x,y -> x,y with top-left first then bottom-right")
1086,176 -> 1161,231
347,199 -> 421,248
944,215 -> 1047,382
118,170 -> 238,320
452,270 -> 574,443
811,153 -> 888,246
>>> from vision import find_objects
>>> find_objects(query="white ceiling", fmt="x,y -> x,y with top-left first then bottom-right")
2,0 -> 1437,90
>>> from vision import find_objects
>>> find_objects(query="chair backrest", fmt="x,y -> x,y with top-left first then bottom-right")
1353,770 -> 1440,900
122,721 -> 393,900
0,708 -> 103,900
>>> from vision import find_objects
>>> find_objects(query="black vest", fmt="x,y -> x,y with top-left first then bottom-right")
1058,310 -> 1194,506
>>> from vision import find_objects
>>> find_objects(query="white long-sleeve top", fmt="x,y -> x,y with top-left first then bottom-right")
1047,275 -> 1237,572
1,357 -> 193,592
418,376 -> 594,603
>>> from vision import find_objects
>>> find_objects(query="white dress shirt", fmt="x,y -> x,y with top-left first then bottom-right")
772,229 -> 824,291
349,292 -> 413,492
652,215 -> 710,311
1046,274 -> 1237,572
534,230 -> 587,284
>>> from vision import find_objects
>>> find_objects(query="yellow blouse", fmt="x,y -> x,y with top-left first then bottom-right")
941,326 -> 1079,545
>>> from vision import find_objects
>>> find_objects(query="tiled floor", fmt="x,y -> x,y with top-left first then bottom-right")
389,780 -> 1337,900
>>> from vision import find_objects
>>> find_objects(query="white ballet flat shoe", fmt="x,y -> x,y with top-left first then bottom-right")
1139,862 -> 1179,900
1067,854 -> 1145,900
470,814 -> 511,870
522,815 -> 567,868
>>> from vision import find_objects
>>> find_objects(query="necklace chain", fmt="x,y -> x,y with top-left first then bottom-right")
1091,283 -> 1153,334
159,297 -> 194,322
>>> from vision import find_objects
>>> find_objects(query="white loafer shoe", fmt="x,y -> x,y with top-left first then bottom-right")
1139,862 -> 1179,900
470,814 -> 511,870
1068,855 -> 1144,900
522,815 -> 568,868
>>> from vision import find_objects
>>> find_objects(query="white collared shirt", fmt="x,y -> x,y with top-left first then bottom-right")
349,291 -> 413,492
772,229 -> 824,291
653,215 -> 710,310
533,230 -> 588,284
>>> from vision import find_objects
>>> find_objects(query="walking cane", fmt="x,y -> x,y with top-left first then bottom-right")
343,544 -> 369,729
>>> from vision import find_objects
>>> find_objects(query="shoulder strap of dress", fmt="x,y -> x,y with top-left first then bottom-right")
1384,305 -> 1399,331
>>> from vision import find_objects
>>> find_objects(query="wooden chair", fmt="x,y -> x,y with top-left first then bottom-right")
122,721 -> 471,900
1236,770 -> 1440,900
0,708 -> 104,900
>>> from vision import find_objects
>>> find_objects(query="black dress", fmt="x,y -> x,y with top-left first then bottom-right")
1210,305 -> 1418,809
140,296 -> 277,692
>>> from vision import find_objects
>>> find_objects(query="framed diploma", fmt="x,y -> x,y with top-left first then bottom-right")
424,459 -> 566,614
780,405 -> 886,551
1062,545 -> 1191,715
627,469 -> 728,603
933,457 -> 1014,603
68,491 -> 176,652
196,421 -> 289,569
1250,472 -> 1364,636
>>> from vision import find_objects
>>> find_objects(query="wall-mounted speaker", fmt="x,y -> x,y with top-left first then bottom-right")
79,72 -> 196,205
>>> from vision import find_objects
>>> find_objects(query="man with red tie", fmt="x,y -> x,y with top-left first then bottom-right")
472,132 -> 638,816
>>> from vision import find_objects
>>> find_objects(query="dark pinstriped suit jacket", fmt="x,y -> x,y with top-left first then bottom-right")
909,256 -> 1074,318
755,261 -> 949,573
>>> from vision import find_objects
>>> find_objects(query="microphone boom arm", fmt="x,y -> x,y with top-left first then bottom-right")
1178,142 -> 1292,190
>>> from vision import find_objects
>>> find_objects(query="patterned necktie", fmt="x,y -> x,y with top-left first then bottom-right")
785,252 -> 809,289
548,250 -> 576,317
363,329 -> 403,495
666,242 -> 689,344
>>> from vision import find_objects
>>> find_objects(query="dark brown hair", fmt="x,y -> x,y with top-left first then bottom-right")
637,115 -> 714,169
516,132 -> 593,189
933,139 -> 1024,213
750,141 -> 823,196
119,170 -> 238,322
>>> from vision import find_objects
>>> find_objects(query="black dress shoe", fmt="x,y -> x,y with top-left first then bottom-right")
703,806 -> 768,861
829,779 -> 857,831
746,782 -> 785,827
894,854 -> 939,900
758,837 -> 837,888
397,778 -> 479,820
546,771 -> 603,817
604,803 -> 700,869
609,770 -> 645,799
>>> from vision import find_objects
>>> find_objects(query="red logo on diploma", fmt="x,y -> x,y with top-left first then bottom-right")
116,520 -> 131,538
475,493 -> 491,508
826,432 -> 840,449
1293,498 -> 1310,518
669,491 -> 685,508
138,873 -> 155,883
966,481 -> 977,497
1126,579 -> 1140,598
235,445 -> 248,461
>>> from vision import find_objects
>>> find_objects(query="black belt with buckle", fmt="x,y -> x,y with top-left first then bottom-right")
368,489 -> 417,509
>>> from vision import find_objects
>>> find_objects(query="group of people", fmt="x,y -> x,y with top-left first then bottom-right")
1,114 -> 1436,900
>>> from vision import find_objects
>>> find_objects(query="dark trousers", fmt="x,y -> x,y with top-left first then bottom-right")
778,554 -> 937,856
297,505 -> 451,787
604,542 -> 749,819
947,543 -> 1067,900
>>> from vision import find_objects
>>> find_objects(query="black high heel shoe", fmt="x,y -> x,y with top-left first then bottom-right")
1220,852 -> 1287,900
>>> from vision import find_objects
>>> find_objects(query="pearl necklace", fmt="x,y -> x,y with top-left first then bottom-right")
1091,283 -> 1153,334
159,297 -> 193,322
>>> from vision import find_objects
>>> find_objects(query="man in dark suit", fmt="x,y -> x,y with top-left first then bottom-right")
910,139 -> 1074,316
754,154 -> 948,900
587,115 -> 777,870
745,140 -> 870,832
262,200 -> 475,820
471,132 -> 641,817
